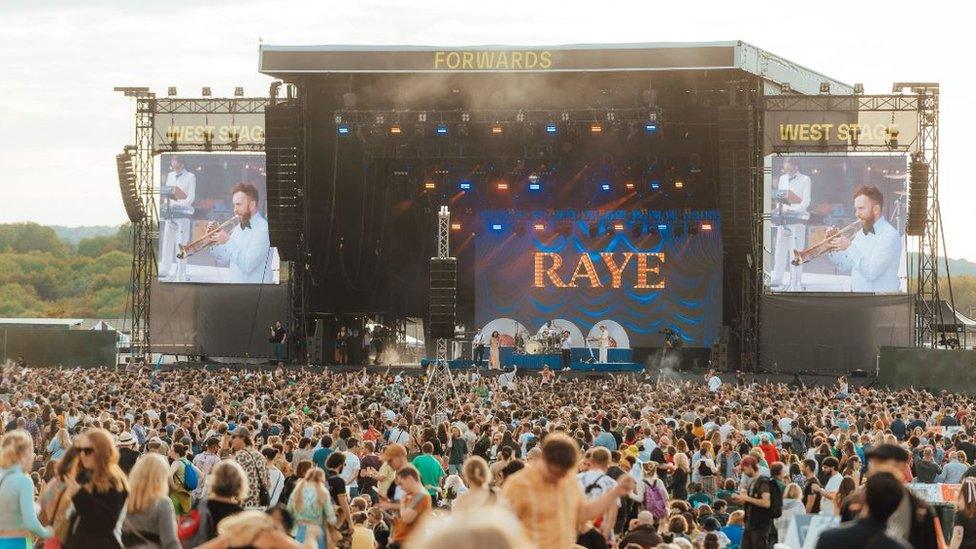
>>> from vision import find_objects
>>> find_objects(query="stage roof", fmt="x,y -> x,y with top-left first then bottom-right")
259,41 -> 852,95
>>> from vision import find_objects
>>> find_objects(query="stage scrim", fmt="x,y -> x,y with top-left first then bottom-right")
761,294 -> 910,374
149,281 -> 287,357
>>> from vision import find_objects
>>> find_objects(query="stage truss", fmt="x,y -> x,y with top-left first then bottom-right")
117,92 -> 270,361
762,87 -> 955,348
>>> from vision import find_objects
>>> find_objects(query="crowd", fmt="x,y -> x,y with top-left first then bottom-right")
0,362 -> 976,549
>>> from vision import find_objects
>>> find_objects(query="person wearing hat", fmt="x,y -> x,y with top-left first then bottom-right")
116,432 -> 140,474
836,444 -> 938,549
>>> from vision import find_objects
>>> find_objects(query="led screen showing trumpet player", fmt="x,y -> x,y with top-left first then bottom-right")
157,153 -> 280,284
764,154 -> 908,293
474,210 -> 722,348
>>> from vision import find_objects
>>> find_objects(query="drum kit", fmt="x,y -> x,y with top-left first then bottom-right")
516,327 -> 562,355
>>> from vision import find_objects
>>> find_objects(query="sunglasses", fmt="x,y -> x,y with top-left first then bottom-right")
76,447 -> 95,456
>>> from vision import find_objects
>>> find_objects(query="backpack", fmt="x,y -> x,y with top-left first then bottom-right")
180,458 -> 199,491
762,477 -> 784,519
642,478 -> 667,518
178,499 -> 214,547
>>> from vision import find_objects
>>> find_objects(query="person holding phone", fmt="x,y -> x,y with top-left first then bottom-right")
61,428 -> 129,549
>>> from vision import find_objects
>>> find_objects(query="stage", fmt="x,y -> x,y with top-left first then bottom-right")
421,347 -> 643,372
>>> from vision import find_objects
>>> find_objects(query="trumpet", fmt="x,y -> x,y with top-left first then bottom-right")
790,220 -> 861,266
177,215 -> 240,259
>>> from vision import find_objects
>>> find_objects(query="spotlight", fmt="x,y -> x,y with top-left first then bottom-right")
613,222 -> 625,231
528,183 -> 542,192
167,86 -> 177,96
458,181 -> 472,191
390,126 -> 402,135
516,111 -> 526,122
451,222 -> 462,231
490,223 -> 503,232
496,182 -> 509,191
590,124 -> 603,134
545,123 -> 557,134
234,86 -> 244,97
701,222 -> 713,231
491,125 -> 503,135
647,111 -> 659,123
674,180 -> 685,189
625,182 -> 635,190
657,224 -> 668,231
337,125 -> 350,135
201,87 -> 211,97
644,123 -> 658,133
461,112 -> 471,122
423,181 -> 436,190
533,223 -> 545,231
854,83 -> 864,95
560,112 -> 570,122
819,82 -> 831,94
436,124 -> 448,135
600,182 -> 611,192
650,180 -> 661,190
418,112 -> 427,122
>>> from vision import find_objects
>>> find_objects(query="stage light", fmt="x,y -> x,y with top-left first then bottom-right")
491,125 -> 503,135
516,111 -> 526,122
528,183 -> 542,191
201,87 -> 211,97
650,180 -> 661,190
648,111 -> 659,123
490,223 -> 503,232
590,124 -> 603,134
451,222 -> 462,231
854,83 -> 864,95
234,86 -> 244,97
337,125 -> 350,135
534,223 -> 545,231
600,182 -> 611,192
424,181 -> 436,190
701,222 -> 713,231
561,112 -> 570,122
458,181 -> 472,191
418,112 -> 427,122
674,180 -> 685,189
167,86 -> 177,96
645,123 -> 658,133
461,112 -> 471,122
819,82 -> 831,94
613,222 -> 625,231
436,124 -> 448,135
657,224 -> 668,231
390,126 -> 402,135
545,123 -> 557,134
625,182 -> 635,190
496,182 -> 509,191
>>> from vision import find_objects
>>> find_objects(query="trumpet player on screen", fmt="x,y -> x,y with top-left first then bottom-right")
827,185 -> 902,292
208,183 -> 273,283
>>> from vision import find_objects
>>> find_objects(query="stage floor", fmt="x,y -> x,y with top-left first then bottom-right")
420,355 -> 644,372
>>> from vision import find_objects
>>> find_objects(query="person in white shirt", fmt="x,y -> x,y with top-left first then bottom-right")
771,157 -> 812,290
263,446 -> 285,507
471,329 -> 485,365
209,183 -> 277,283
342,439 -> 362,498
827,185 -> 902,293
560,331 -> 573,371
706,370 -> 722,393
595,325 -> 610,363
577,447 -> 620,540
159,156 -> 197,279
816,457 -> 843,515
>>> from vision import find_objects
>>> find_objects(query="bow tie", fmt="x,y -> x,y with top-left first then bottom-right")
240,220 -> 252,230
862,226 -> 875,235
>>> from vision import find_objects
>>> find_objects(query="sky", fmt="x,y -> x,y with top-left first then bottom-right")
1,0 -> 972,259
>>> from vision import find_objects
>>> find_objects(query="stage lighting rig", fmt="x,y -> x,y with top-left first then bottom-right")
234,86 -> 244,97
167,87 -> 177,96
201,87 -> 212,97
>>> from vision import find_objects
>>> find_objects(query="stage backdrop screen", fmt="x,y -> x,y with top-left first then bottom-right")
157,153 -> 279,284
764,153 -> 908,293
474,210 -> 722,348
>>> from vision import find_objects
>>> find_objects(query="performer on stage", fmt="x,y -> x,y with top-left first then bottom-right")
596,325 -> 609,364
827,186 -> 902,293
559,331 -> 572,371
771,157 -> 811,290
159,156 -> 197,279
472,329 -> 486,365
208,183 -> 274,283
488,330 -> 501,370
